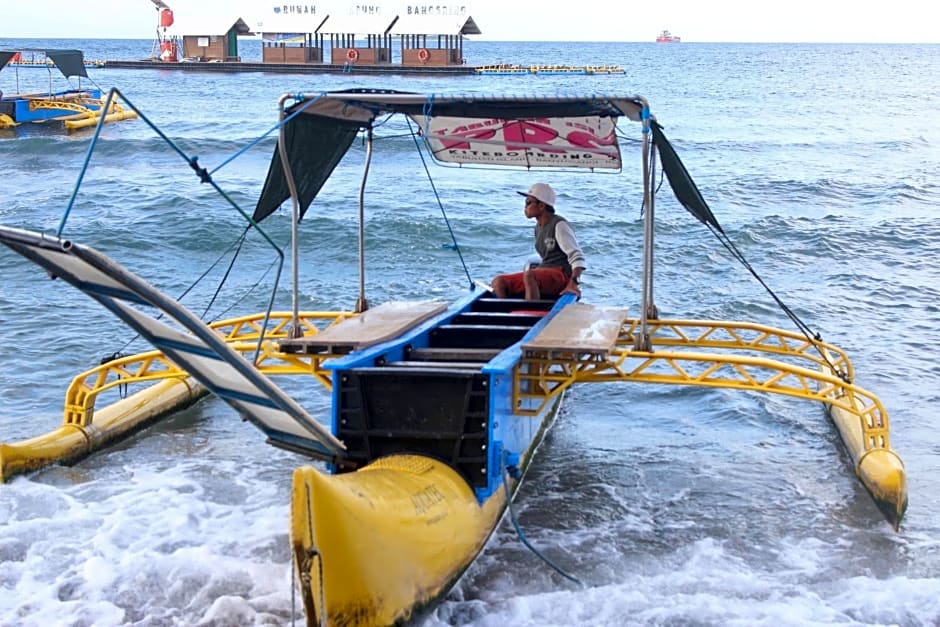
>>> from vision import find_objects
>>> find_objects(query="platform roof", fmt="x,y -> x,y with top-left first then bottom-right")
388,15 -> 481,36
167,15 -> 254,38
249,8 -> 328,35
318,14 -> 398,35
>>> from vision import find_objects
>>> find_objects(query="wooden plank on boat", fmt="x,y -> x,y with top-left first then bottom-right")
521,303 -> 627,358
406,347 -> 502,362
279,300 -> 448,354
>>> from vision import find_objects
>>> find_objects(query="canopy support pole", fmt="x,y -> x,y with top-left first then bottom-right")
277,95 -> 303,338
355,127 -> 374,313
636,105 -> 655,351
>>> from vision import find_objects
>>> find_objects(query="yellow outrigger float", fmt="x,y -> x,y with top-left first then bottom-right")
0,90 -> 906,626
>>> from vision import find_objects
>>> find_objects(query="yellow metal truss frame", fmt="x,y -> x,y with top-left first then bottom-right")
62,311 -> 353,427
27,95 -> 132,122
514,318 -> 889,452
61,314 -> 891,457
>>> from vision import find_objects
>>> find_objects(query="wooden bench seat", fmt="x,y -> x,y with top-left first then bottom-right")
386,360 -> 485,370
279,300 -> 447,355
521,303 -> 628,358
406,347 -> 502,362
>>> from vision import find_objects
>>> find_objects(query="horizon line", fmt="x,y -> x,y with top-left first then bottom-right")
1,35 -> 938,45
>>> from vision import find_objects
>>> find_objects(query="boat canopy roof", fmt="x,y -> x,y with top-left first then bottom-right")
167,15 -> 253,38
253,89 -> 721,233
0,48 -> 89,78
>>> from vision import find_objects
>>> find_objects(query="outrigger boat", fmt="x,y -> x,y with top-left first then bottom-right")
0,48 -> 135,130
0,89 -> 906,626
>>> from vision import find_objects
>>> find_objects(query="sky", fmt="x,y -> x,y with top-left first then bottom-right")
0,0 -> 936,44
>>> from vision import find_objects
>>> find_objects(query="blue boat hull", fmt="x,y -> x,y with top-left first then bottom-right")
0,88 -> 103,124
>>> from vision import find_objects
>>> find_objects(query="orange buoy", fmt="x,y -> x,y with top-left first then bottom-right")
160,8 -> 174,28
417,48 -> 430,63
346,48 -> 359,62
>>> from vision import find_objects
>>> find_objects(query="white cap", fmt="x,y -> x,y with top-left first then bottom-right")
517,182 -> 556,207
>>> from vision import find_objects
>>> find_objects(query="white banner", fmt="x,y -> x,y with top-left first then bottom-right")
413,115 -> 622,169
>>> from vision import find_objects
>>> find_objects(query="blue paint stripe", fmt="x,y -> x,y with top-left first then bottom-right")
214,387 -> 281,410
266,431 -> 334,457
156,337 -> 225,361
74,280 -> 150,306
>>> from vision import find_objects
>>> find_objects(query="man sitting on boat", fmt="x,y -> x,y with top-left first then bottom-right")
492,183 -> 586,300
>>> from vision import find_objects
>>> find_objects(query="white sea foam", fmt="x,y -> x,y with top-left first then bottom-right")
434,537 -> 940,626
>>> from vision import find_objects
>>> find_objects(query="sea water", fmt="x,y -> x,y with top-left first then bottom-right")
1,38 -> 939,626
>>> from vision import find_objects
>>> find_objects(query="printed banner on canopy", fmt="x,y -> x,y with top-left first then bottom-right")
412,115 -> 622,169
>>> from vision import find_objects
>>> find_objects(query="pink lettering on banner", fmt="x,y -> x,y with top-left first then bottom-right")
436,119 -> 566,153
503,119 -> 565,153
565,129 -> 617,150
431,117 -> 619,166
436,125 -> 500,150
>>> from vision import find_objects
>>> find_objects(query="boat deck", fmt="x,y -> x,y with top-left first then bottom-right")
278,300 -> 447,354
522,303 -> 628,358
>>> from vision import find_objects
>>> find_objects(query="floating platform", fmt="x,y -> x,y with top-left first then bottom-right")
102,59 -> 477,75
97,59 -> 626,77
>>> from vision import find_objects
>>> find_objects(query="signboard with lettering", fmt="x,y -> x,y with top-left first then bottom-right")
413,115 -> 622,169
252,4 -> 323,33
405,4 -> 468,16
350,4 -> 386,14
273,4 -> 319,15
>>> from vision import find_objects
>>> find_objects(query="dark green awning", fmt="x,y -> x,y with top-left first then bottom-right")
652,121 -> 724,234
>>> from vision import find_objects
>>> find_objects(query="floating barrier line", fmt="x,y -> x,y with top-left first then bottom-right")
475,64 -> 626,76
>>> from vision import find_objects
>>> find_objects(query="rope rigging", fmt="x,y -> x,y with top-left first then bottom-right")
103,226 -> 286,370
406,115 -> 475,289
501,452 -> 583,587
650,127 -> 847,382
61,88 -> 291,368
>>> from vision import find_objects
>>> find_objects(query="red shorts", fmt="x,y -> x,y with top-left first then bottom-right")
499,267 -> 569,297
